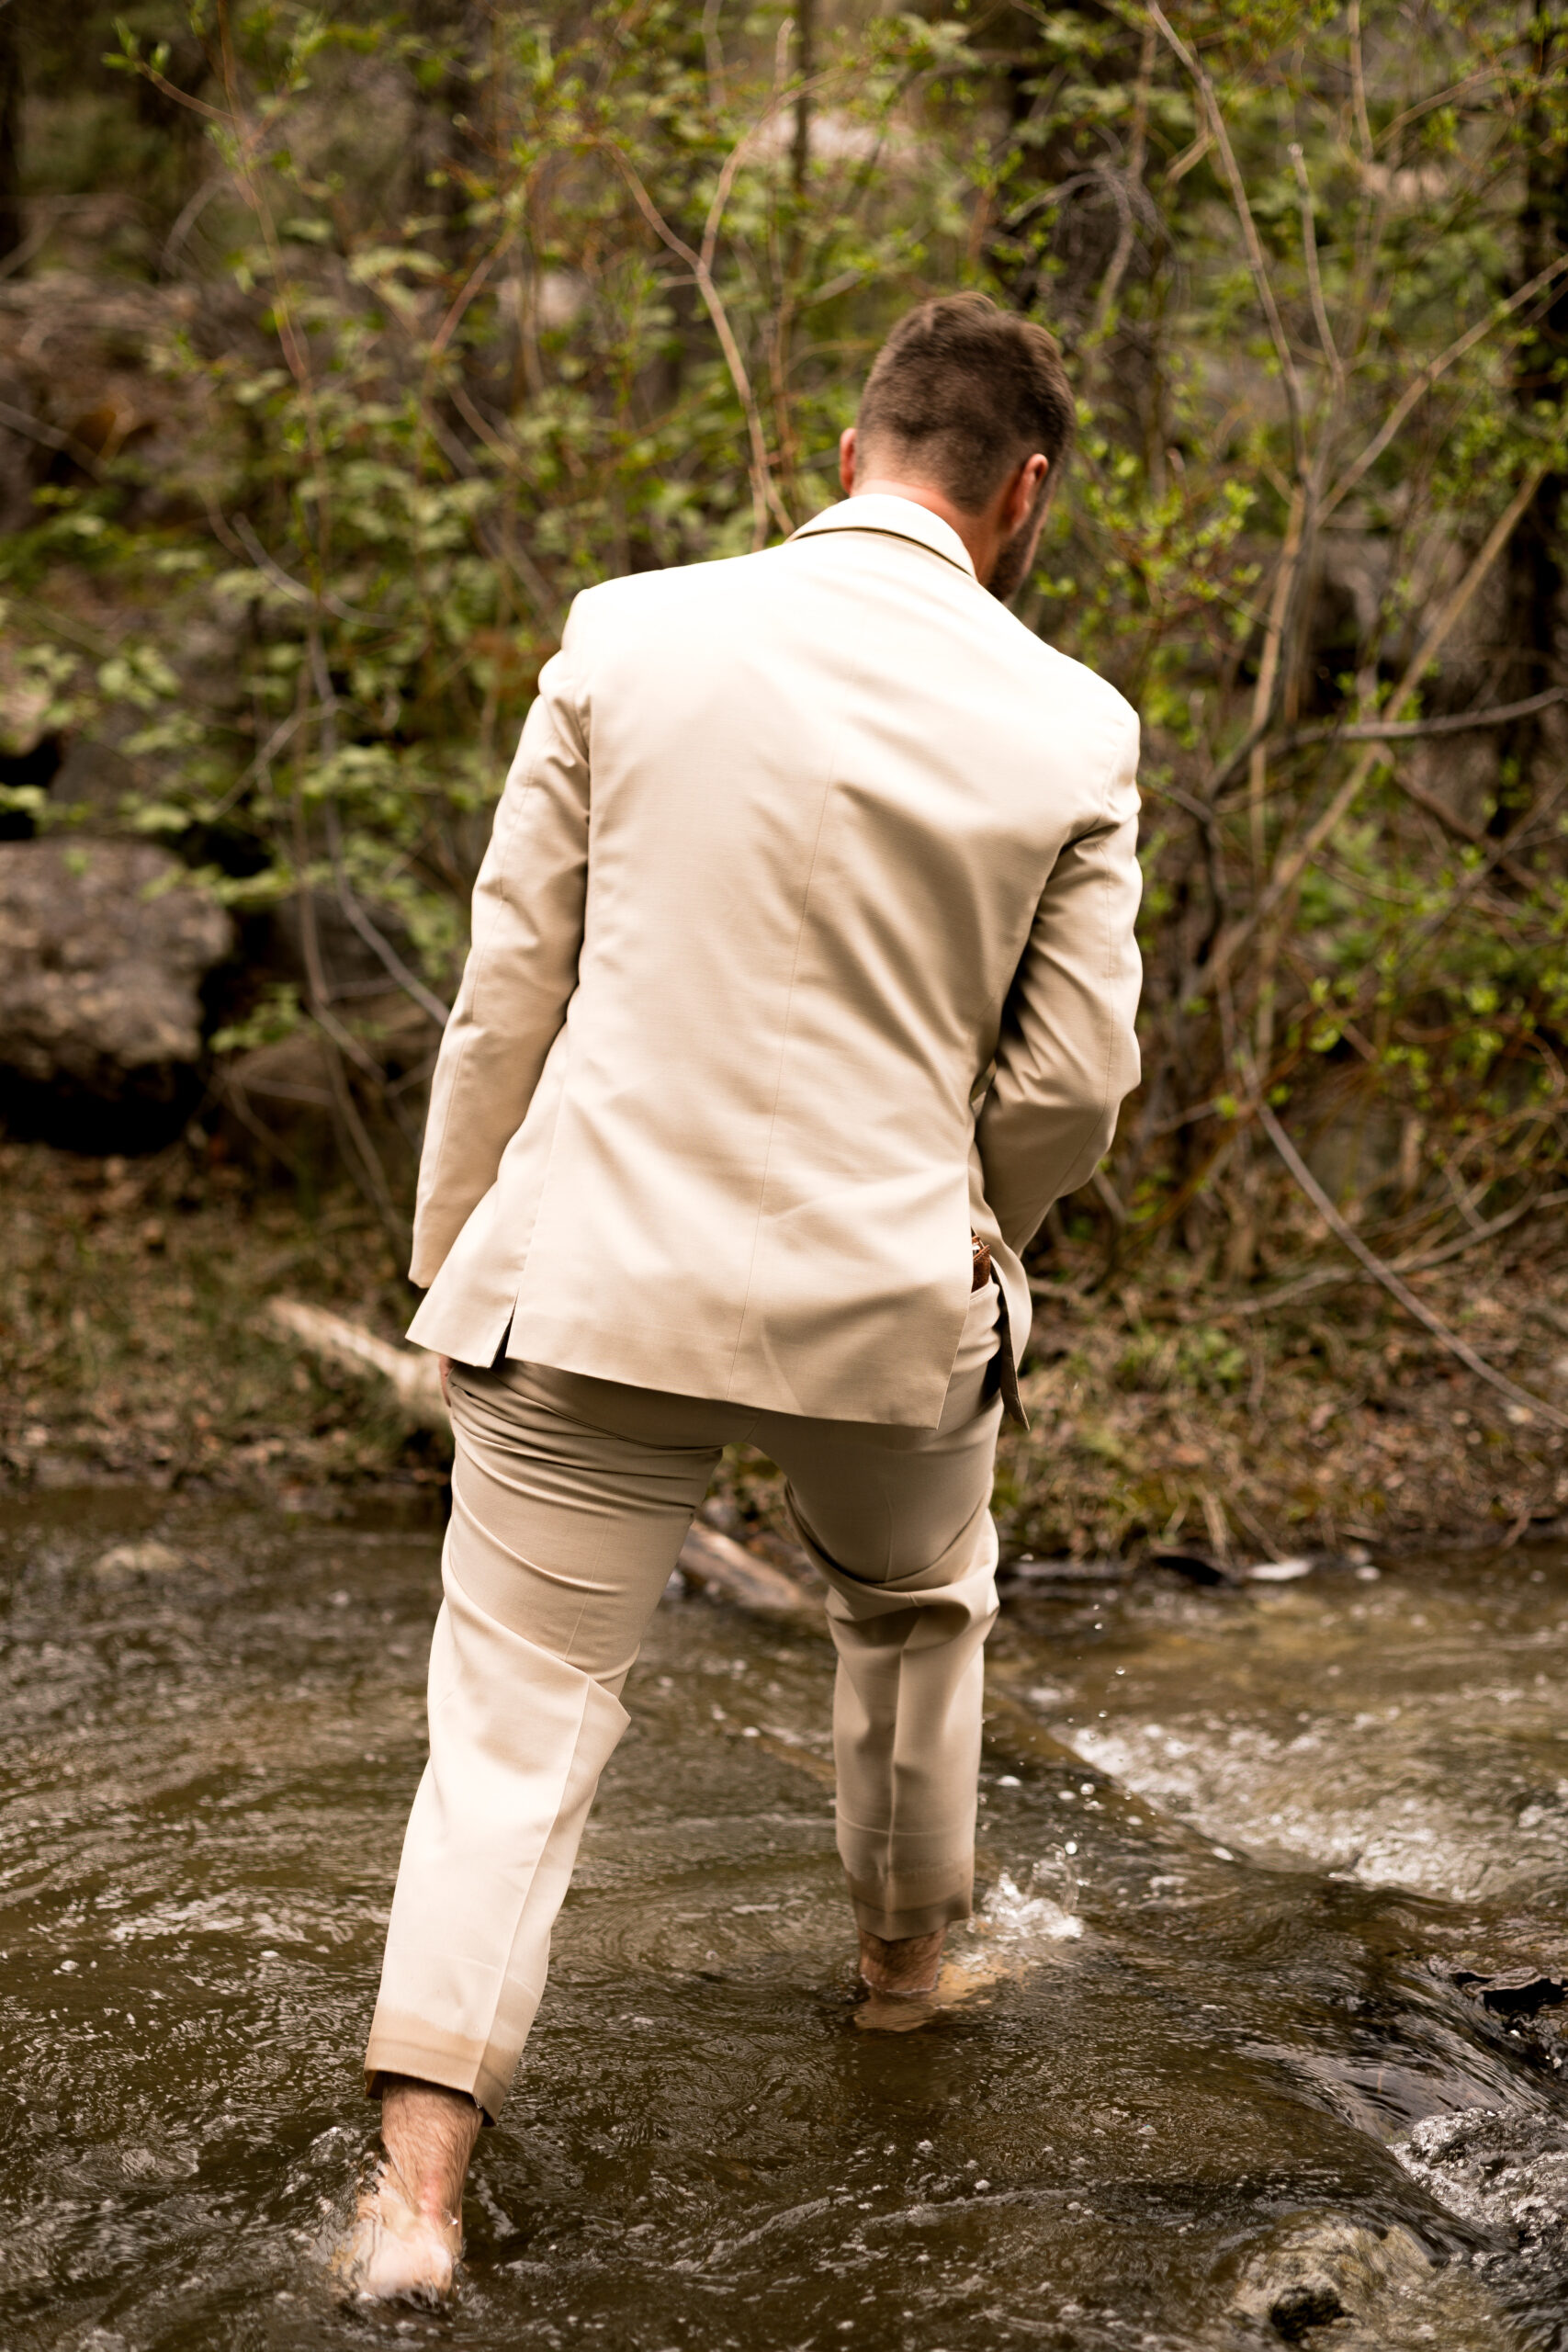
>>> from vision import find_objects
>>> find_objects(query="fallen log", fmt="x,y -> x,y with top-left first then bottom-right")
264,1295 -> 823,1621
265,1296 -> 448,1428
677,1521 -> 820,1622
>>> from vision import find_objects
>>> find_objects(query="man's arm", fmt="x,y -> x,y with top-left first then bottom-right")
409,615 -> 592,1287
976,707 -> 1142,1256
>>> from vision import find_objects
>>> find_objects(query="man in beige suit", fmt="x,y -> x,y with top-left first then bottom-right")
344,295 -> 1141,2299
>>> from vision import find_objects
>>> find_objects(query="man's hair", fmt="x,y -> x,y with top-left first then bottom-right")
855,294 -> 1074,513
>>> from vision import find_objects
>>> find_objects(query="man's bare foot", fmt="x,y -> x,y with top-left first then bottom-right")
855,1927 -> 946,2030
333,2076 -> 481,2302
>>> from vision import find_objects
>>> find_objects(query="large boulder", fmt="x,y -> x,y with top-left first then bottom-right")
0,838 -> 232,1105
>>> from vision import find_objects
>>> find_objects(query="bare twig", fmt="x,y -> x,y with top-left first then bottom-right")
1146,4 -> 1308,475
1254,1098 -> 1568,1430
0,397 -> 104,477
1321,253 -> 1568,521
609,141 -> 792,548
424,390 -> 561,624
205,708 -> 307,825
230,516 -> 380,628
1289,143 -> 1342,392
1224,1187 -> 1568,1317
323,801 -> 451,1030
1205,463 -> 1548,990
1392,767 -> 1568,974
160,175 -> 226,275
1248,483 -> 1306,876
1385,766 -> 1536,890
1086,20 -> 1156,346
1347,0 -> 1374,163
1283,684 -> 1568,748
702,0 -> 727,98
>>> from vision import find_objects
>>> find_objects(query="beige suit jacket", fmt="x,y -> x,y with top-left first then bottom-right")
407,495 -> 1142,1426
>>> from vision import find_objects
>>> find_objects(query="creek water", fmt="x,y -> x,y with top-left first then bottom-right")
4,1487 -> 1568,2349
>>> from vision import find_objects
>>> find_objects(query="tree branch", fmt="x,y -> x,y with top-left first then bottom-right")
1283,684 -> 1567,748
1254,1098 -> 1568,1429
1224,1186 -> 1568,1317
1204,463 -> 1548,990
1146,3 -> 1308,477
1321,252 -> 1568,521
608,141 -> 791,548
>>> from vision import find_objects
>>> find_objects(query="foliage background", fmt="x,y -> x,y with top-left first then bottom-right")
2,0 -> 1566,1341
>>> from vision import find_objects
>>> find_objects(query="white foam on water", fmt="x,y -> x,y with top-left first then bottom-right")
976,1854 -> 1083,1946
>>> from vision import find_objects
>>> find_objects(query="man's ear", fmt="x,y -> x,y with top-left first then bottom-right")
1006,453 -> 1049,533
839,426 -> 858,495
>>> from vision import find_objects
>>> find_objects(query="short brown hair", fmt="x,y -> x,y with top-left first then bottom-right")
856,294 -> 1074,513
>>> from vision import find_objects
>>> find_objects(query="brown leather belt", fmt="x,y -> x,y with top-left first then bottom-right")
971,1231 -> 1029,1430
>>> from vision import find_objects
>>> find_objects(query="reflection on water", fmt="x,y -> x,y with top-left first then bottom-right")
3,1489 -> 1568,2348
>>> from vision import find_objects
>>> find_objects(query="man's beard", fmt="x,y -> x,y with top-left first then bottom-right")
986,487 -> 1049,605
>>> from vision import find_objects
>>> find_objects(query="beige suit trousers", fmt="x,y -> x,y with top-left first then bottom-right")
365,1283 -> 1003,2120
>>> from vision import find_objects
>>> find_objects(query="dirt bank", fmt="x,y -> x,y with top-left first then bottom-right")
3,1136 -> 1564,1562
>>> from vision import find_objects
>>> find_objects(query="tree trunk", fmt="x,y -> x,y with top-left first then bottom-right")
1496,28 -> 1568,823
0,1 -> 24,271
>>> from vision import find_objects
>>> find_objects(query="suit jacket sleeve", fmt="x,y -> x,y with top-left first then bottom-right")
409,610 -> 592,1288
976,705 -> 1142,1256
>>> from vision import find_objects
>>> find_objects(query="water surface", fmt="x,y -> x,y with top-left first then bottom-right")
3,1489 -> 1567,2347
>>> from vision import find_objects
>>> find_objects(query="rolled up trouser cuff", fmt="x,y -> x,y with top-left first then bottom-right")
847,1879 -> 974,1941
364,2031 -> 503,2128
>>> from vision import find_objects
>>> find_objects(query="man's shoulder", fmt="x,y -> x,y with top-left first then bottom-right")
990,605 -> 1135,730
570,548 -> 775,627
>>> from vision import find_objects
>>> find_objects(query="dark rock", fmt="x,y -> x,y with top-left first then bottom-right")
50,736 -> 136,819
1269,2282 -> 1347,2342
1148,1546 -> 1239,1587
0,838 -> 232,1120
1452,1965 -> 1567,2019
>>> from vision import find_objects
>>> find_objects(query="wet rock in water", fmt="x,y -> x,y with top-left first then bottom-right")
1396,2109 -> 1568,2267
0,839 -> 232,1122
1244,1551 -> 1380,1584
1146,1546 -> 1238,1587
1245,1555 -> 1316,1583
1267,2281 -> 1347,2342
91,1540 -> 189,1580
1452,1965 -> 1567,2019
998,1555 -> 1129,1590
1225,2213 -> 1458,2346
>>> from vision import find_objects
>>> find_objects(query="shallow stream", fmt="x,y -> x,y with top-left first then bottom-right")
4,1487 -> 1568,2348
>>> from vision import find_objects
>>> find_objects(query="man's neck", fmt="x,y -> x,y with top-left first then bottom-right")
847,477 -> 991,582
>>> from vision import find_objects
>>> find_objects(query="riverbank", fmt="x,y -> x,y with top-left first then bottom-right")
3,1135 -> 1564,1562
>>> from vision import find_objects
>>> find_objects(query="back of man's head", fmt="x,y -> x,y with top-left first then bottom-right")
855,294 -> 1074,514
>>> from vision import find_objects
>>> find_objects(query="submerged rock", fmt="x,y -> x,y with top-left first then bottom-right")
1224,2211 -> 1483,2347
90,1540 -> 189,1579
0,839 -> 231,1107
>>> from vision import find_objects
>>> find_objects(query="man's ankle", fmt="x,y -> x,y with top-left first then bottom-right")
858,1925 -> 945,1996
379,2075 -> 482,2218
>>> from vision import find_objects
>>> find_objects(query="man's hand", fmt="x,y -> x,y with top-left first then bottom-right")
438,1355 -> 453,1406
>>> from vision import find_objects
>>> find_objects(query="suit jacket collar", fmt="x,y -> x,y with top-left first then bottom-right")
790,494 -> 977,581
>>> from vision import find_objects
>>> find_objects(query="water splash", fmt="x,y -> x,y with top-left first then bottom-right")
976,1851 -> 1084,1946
